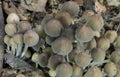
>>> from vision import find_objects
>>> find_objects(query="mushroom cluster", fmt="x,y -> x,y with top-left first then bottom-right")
3,1 -> 120,77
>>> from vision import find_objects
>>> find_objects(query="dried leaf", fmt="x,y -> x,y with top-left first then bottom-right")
95,0 -> 106,13
20,0 -> 47,12
4,53 -> 34,71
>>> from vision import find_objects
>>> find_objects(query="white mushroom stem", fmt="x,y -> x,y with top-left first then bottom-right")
16,44 -> 23,57
11,45 -> 17,55
90,60 -> 110,67
21,44 -> 28,58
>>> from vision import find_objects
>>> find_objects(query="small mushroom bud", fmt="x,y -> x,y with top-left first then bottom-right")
4,35 -> 11,51
75,52 -> 91,69
104,30 -> 117,43
48,69 -> 57,77
104,62 -> 117,77
23,49 -> 31,59
5,24 -> 17,36
21,30 -> 39,57
55,12 -> 72,27
51,37 -> 73,56
60,1 -> 79,17
18,21 -> 32,33
56,63 -> 73,77
72,64 -> 83,77
75,25 -> 94,42
97,37 -> 110,51
84,66 -> 103,77
12,34 -> 23,57
31,52 -> 40,68
6,13 -> 20,24
44,19 -> 63,37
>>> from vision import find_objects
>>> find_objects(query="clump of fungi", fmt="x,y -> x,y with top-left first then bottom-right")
3,0 -> 120,77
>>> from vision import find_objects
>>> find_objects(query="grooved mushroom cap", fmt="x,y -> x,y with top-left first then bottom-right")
104,62 -> 117,77
56,63 -> 73,77
5,24 -> 17,36
6,13 -> 20,24
23,30 -> 39,47
85,66 -> 103,77
75,25 -> 94,42
44,19 -> 63,37
60,1 -> 79,17
51,37 -> 73,56
75,52 -> 91,68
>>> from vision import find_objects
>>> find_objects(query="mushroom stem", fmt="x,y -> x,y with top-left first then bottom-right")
16,44 -> 23,57
7,45 -> 10,51
66,54 -> 70,62
21,45 -> 28,58
11,46 -> 16,55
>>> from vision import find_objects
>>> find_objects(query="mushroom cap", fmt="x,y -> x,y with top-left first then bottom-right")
38,53 -> 48,67
31,52 -> 40,63
91,48 -> 106,62
6,13 -> 20,24
75,25 -> 94,42
75,52 -> 91,68
110,51 -> 120,66
12,34 -> 23,45
23,30 -> 39,47
114,36 -> 120,48
48,54 -> 64,70
97,37 -> 110,51
60,1 -> 79,17
51,37 -> 73,56
5,24 -> 17,36
72,64 -> 83,77
55,12 -> 72,27
104,30 -> 117,43
85,66 -> 103,77
104,62 -> 117,77
44,19 -> 63,37
56,63 -> 73,77
86,14 -> 104,31
18,21 -> 32,33
4,35 -> 11,45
